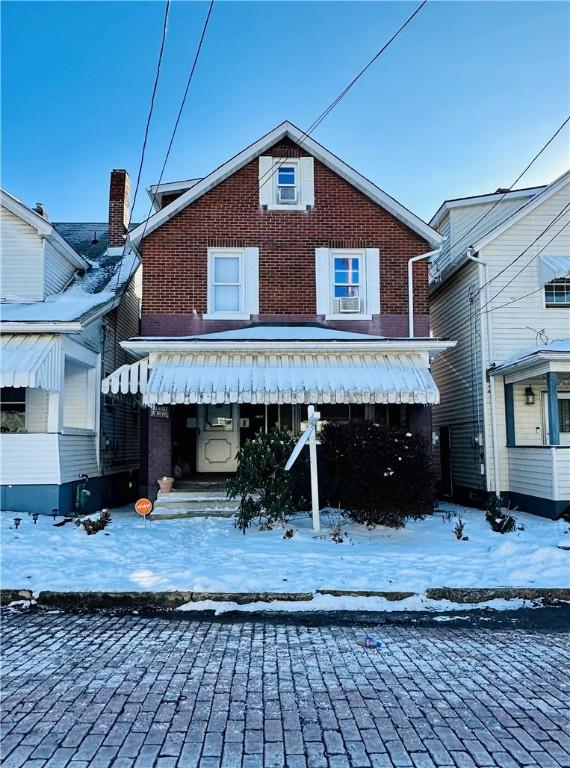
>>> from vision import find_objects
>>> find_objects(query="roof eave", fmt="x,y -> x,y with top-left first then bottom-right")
129,121 -> 441,248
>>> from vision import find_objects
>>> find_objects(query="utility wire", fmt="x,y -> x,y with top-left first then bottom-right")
433,115 -> 570,266
129,0 -> 172,227
258,0 -> 428,194
136,0 -> 215,248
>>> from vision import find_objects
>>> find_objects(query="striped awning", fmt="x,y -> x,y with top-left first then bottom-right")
0,334 -> 61,390
102,351 -> 439,405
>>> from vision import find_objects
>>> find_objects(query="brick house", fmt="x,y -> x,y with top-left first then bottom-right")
103,122 -> 453,498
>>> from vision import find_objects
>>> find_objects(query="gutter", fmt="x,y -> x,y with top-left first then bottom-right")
408,248 -> 441,337
465,251 -> 501,498
0,321 -> 84,333
121,338 -> 456,357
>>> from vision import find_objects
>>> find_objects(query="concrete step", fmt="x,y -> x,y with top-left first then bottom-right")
153,490 -> 240,518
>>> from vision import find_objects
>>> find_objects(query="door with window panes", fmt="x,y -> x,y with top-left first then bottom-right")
197,405 -> 239,472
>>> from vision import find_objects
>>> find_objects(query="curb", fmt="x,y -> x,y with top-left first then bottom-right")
1,587 -> 569,612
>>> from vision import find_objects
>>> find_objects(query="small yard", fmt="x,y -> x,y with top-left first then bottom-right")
1,503 -> 568,595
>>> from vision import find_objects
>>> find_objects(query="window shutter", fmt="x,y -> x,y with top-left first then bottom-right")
315,247 -> 330,315
245,247 -> 260,316
259,156 -> 273,208
300,157 -> 315,208
365,248 -> 380,315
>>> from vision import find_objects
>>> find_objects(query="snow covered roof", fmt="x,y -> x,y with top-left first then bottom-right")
134,325 -> 385,343
0,334 -> 61,389
1,250 -> 139,328
491,339 -> 570,377
129,121 -> 441,248
54,222 -> 109,262
102,350 -> 440,406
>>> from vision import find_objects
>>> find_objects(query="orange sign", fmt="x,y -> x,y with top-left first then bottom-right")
135,498 -> 153,517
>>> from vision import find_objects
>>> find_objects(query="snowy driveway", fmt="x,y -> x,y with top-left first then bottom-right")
2,612 -> 569,767
1,503 -> 568,594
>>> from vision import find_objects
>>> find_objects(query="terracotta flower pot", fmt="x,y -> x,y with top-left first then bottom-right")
158,476 -> 174,494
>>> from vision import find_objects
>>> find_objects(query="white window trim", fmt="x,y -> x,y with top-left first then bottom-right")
260,156 -> 315,211
205,247 -> 258,320
326,249 -> 371,320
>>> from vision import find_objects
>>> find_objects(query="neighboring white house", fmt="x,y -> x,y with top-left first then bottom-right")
429,171 -> 570,518
0,187 -> 141,515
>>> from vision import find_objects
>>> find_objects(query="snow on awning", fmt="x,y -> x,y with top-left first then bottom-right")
102,351 -> 439,405
539,255 -> 570,285
0,334 -> 61,389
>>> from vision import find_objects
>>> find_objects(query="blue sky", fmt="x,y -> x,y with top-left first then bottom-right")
2,1 -> 569,224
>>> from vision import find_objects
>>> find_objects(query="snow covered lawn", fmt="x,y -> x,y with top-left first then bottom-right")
1,503 -> 568,594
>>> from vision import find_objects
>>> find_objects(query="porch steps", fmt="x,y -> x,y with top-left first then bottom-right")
152,490 -> 239,519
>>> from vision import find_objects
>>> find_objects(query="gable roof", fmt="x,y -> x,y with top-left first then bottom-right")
471,169 -> 570,252
430,185 -> 545,230
0,188 -> 88,271
128,121 -> 441,248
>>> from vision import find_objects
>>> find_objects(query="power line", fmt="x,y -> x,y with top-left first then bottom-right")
128,0 -> 172,226
433,114 -> 570,266
137,0 -> 215,248
479,199 -> 570,295
258,0 -> 428,194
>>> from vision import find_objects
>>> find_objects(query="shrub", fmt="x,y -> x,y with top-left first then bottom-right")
226,427 -> 307,533
319,421 -> 433,528
485,494 -> 517,533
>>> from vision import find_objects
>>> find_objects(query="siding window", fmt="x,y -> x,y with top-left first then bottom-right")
0,387 -> 26,433
276,164 -> 298,204
206,247 -> 259,319
63,358 -> 95,431
333,254 -> 361,309
545,278 -> 570,306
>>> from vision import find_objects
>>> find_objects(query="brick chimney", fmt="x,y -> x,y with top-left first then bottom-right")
108,169 -> 131,248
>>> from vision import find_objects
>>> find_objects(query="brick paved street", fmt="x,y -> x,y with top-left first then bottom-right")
1,612 -> 569,768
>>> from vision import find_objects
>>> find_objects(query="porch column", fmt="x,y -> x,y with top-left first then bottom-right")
504,383 -> 515,446
546,372 -> 560,445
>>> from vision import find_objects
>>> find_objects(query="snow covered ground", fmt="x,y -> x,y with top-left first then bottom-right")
1,503 -> 568,595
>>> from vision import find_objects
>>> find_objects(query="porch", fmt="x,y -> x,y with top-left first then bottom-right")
102,325 -> 452,499
492,340 -> 570,518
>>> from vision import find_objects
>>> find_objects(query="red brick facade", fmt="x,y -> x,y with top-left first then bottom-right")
140,139 -> 430,336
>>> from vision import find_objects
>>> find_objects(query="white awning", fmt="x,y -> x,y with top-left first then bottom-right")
0,334 -> 61,389
539,255 -> 570,285
102,351 -> 439,405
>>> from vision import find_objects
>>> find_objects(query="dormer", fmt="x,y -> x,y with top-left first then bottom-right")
0,189 -> 87,303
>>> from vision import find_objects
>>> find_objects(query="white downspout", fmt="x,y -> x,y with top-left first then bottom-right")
466,252 -> 501,498
408,248 -> 441,337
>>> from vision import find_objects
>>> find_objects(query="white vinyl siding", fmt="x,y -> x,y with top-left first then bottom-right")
0,208 -> 44,301
431,261 -> 486,491
507,446 -> 569,501
0,433 -> 60,484
26,388 -> 50,432
482,182 -> 570,364
63,358 -> 96,431
59,434 -> 99,483
43,240 -> 76,296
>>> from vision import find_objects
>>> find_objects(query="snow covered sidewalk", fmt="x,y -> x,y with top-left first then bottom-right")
1,503 -> 568,595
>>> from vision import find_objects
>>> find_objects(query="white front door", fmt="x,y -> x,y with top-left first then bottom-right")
197,404 -> 240,472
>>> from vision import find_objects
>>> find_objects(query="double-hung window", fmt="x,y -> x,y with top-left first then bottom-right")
277,165 -> 298,204
334,255 -> 361,300
206,247 -> 259,318
545,278 -> 570,307
212,253 -> 242,313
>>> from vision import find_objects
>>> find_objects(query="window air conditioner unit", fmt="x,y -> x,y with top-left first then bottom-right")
337,296 -> 361,313
277,186 -> 298,204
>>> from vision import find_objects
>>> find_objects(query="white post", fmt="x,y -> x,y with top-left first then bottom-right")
307,405 -> 320,532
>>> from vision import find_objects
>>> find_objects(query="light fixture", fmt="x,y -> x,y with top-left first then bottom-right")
525,386 -> 535,405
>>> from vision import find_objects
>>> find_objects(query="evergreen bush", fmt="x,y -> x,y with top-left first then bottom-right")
226,427 -> 307,533
319,421 -> 433,528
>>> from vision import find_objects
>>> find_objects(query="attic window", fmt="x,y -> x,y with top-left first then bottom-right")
277,165 -> 298,204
